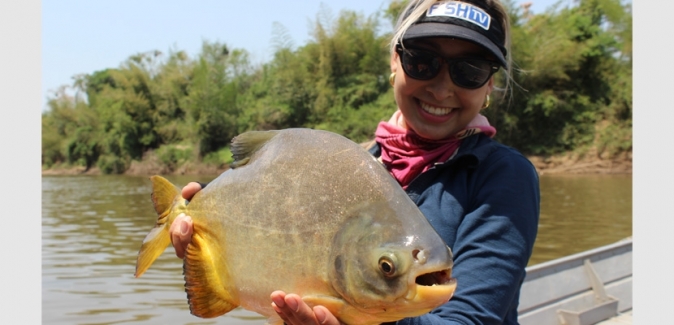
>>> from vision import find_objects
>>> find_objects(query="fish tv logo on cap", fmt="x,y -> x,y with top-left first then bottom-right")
427,1 -> 491,30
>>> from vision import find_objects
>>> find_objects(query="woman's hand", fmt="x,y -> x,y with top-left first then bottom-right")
270,291 -> 343,325
168,182 -> 202,258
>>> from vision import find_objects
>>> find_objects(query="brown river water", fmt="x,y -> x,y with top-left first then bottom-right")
41,173 -> 632,324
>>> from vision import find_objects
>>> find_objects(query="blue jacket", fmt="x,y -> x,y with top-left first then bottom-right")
369,133 -> 540,325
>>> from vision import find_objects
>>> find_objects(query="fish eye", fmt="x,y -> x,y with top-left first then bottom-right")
378,255 -> 397,277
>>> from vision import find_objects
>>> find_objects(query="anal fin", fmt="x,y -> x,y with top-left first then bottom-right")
183,231 -> 237,318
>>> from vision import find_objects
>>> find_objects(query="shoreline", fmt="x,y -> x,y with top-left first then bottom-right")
42,151 -> 632,177
526,152 -> 632,176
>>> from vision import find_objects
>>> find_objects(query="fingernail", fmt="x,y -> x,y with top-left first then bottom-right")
180,221 -> 189,235
272,296 -> 285,308
315,309 -> 327,324
287,297 -> 299,312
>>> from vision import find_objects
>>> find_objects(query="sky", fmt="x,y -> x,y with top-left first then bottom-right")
41,0 -> 567,112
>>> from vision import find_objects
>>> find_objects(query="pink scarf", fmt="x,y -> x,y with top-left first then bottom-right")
374,110 -> 496,189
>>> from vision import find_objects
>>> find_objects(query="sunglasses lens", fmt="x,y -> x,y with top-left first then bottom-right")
398,46 -> 497,89
449,59 -> 494,89
401,49 -> 442,80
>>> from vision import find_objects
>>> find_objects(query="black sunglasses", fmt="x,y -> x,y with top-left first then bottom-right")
395,44 -> 500,89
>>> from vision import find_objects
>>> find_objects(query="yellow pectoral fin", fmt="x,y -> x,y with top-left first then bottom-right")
303,296 -> 399,325
303,295 -> 346,310
184,232 -> 238,318
301,296 -> 350,323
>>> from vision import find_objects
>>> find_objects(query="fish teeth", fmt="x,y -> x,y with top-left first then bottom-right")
420,101 -> 454,116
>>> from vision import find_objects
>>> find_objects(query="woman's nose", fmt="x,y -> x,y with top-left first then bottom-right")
425,67 -> 456,100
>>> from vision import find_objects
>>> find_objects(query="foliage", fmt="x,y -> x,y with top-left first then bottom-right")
41,0 -> 632,173
491,0 -> 632,156
181,42 -> 251,155
156,143 -> 195,171
97,154 -> 129,174
42,87 -> 101,170
202,146 -> 234,167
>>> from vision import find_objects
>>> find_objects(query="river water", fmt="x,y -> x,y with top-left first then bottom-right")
42,173 -> 632,324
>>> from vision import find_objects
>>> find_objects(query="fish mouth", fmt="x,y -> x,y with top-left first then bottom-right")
409,267 -> 457,306
415,268 -> 454,286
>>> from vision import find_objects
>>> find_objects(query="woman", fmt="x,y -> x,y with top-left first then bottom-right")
171,0 -> 540,324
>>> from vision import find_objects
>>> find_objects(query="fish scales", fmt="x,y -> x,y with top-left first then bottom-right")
135,128 -> 457,325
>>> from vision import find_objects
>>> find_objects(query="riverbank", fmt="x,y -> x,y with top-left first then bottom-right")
42,149 -> 632,177
527,150 -> 632,175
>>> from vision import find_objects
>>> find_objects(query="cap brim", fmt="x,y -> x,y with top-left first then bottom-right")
403,22 -> 507,68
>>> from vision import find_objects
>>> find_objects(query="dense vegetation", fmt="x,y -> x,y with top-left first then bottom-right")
41,0 -> 632,174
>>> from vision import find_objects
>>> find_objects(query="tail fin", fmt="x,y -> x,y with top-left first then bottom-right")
135,175 -> 182,278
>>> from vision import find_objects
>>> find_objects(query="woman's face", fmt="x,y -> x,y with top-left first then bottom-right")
390,37 -> 495,140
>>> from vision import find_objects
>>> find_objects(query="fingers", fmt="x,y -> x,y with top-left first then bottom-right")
312,306 -> 341,325
171,182 -> 201,259
181,182 -> 203,201
169,213 -> 193,259
271,291 -> 298,324
270,291 -> 341,325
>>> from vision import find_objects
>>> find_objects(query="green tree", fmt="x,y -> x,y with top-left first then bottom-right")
41,86 -> 101,170
247,6 -> 393,142
151,49 -> 194,144
181,41 -> 253,155
491,0 -> 632,156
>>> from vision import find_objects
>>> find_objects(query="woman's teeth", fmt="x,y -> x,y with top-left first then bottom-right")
420,101 -> 454,116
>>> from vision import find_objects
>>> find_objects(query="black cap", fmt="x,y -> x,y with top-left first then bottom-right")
402,1 -> 507,68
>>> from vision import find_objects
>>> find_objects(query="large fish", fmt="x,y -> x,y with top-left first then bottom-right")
135,128 -> 456,325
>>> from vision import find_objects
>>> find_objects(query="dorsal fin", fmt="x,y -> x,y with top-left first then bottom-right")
230,130 -> 280,168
